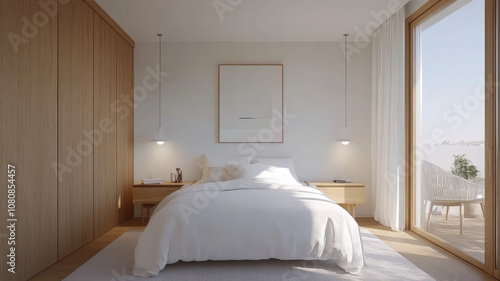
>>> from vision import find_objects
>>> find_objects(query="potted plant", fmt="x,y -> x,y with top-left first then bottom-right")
451,154 -> 479,181
451,154 -> 482,218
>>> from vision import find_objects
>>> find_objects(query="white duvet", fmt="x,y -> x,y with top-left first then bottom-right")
133,178 -> 364,277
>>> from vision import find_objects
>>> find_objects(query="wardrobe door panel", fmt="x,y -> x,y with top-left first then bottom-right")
116,36 -> 134,223
58,0 -> 94,259
93,13 -> 117,237
0,0 -> 58,279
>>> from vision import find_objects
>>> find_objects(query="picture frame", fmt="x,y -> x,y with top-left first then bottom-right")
218,64 -> 284,143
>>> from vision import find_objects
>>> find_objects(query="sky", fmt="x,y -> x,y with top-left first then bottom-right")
420,0 -> 485,144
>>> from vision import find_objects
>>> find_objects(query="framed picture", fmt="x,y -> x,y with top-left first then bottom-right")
218,64 -> 283,143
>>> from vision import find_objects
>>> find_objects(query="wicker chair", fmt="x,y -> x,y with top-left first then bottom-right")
422,160 -> 484,235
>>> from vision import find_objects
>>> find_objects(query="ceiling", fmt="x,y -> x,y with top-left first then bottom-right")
95,0 -> 409,43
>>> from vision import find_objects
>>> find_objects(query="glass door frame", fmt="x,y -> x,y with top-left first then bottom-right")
405,0 -> 498,277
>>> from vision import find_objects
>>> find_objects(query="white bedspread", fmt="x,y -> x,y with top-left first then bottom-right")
133,178 -> 364,277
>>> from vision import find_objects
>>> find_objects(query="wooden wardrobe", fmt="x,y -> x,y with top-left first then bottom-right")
0,0 -> 134,280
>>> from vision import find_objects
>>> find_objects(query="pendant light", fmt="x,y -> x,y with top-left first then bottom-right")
339,33 -> 350,145
152,33 -> 167,145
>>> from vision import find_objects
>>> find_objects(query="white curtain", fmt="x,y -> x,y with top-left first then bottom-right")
371,7 -> 406,231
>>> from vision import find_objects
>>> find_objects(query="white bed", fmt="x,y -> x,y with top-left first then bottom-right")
132,163 -> 364,277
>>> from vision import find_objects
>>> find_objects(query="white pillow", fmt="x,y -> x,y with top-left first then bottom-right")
231,163 -> 300,185
254,157 -> 299,182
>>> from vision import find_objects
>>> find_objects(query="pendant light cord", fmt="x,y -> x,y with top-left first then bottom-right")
158,33 -> 163,128
344,34 -> 348,128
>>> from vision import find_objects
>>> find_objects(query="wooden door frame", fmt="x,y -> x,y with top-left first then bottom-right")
405,0 -> 498,277
494,1 -> 499,277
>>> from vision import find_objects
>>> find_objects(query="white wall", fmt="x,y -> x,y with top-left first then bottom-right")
405,0 -> 429,17
134,42 -> 373,216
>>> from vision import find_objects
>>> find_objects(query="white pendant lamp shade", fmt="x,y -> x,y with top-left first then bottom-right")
155,126 -> 167,145
339,125 -> 351,145
151,33 -> 167,145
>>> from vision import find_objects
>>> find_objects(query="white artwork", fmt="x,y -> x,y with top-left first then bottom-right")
218,64 -> 283,143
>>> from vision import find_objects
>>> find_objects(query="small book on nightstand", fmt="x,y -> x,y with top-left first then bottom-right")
142,178 -> 164,184
333,179 -> 354,183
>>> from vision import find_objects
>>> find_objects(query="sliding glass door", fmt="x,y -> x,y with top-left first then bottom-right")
407,0 -> 497,275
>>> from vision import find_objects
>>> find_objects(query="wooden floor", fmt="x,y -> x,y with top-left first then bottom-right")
29,217 -> 497,281
357,217 -> 495,281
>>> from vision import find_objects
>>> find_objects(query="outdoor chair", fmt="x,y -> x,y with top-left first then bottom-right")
422,160 -> 484,235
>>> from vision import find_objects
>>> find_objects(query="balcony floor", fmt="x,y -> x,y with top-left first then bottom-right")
422,214 -> 485,262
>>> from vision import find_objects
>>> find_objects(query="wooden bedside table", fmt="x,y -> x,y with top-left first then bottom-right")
306,182 -> 366,218
133,181 -> 194,222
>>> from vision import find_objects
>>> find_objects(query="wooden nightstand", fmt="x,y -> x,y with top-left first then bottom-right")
306,182 -> 366,218
133,181 -> 194,222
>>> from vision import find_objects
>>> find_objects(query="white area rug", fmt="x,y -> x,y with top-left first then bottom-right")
64,229 -> 434,281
